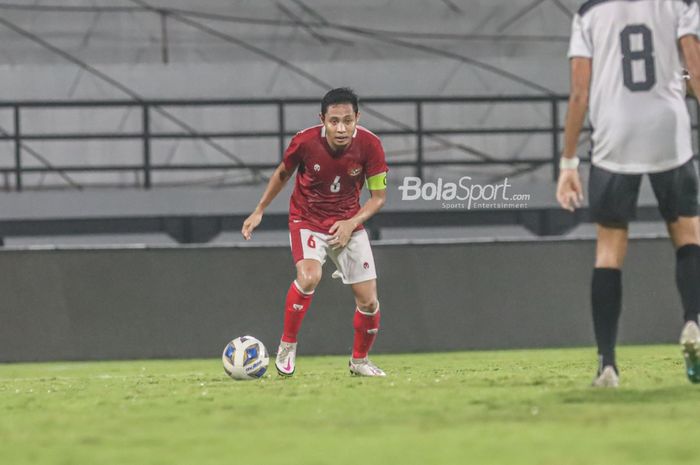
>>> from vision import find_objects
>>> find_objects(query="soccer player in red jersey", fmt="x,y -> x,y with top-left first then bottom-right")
241,88 -> 388,377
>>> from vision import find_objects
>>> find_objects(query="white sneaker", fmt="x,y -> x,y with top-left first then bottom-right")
349,357 -> 386,377
680,321 -> 700,383
591,365 -> 619,388
275,341 -> 297,377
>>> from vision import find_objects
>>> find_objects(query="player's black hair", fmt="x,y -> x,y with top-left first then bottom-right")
321,87 -> 359,115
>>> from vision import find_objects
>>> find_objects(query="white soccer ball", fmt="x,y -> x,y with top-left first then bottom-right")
222,336 -> 269,380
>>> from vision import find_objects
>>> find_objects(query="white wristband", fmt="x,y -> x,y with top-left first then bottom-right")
559,156 -> 580,170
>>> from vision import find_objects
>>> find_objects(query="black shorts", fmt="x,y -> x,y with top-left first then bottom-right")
588,159 -> 699,226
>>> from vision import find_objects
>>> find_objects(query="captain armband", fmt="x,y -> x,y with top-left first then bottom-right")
366,172 -> 387,191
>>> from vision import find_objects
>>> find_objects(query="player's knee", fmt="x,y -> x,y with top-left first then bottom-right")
296,268 -> 321,292
595,252 -> 624,269
356,298 -> 379,314
668,217 -> 700,248
595,227 -> 627,268
673,234 -> 699,249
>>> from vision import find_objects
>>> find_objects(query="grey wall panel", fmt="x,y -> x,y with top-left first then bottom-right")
0,238 -> 682,362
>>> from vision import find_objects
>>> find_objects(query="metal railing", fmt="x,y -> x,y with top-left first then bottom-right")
0,95 -> 698,191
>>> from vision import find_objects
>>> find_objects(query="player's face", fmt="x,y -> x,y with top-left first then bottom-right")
321,103 -> 359,151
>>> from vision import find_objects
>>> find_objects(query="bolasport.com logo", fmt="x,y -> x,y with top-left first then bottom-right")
398,176 -> 530,210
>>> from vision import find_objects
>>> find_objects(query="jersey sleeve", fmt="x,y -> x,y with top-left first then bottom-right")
365,137 -> 388,174
567,13 -> 593,58
282,134 -> 304,172
678,1 -> 700,39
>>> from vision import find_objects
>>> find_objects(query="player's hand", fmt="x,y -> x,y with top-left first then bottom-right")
328,220 -> 356,249
241,210 -> 263,240
556,169 -> 584,212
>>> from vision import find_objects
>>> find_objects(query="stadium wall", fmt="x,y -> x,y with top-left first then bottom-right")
0,237 -> 681,362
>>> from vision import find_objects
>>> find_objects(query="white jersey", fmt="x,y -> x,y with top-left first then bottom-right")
568,0 -> 700,173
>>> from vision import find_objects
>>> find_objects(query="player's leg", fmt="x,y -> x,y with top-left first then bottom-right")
668,218 -> 700,383
348,279 -> 385,376
651,159 -> 700,382
327,229 -> 385,376
592,224 -> 628,387
652,160 -> 700,323
588,164 -> 640,387
277,228 -> 327,376
282,259 -> 322,344
668,217 -> 700,322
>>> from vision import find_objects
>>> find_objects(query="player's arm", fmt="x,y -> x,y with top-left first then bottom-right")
241,162 -> 295,240
350,186 -> 387,227
328,172 -> 387,249
556,57 -> 590,212
680,35 -> 700,102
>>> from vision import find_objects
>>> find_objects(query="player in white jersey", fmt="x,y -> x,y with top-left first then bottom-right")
557,0 -> 700,386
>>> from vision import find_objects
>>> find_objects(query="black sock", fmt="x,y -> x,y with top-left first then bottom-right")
591,268 -> 622,369
676,244 -> 700,323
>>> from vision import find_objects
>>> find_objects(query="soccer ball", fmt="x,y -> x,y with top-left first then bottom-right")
222,336 -> 269,380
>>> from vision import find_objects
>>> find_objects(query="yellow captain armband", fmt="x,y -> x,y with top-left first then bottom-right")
366,172 -> 387,191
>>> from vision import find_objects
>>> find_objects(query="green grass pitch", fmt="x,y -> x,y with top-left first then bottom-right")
1,345 -> 699,465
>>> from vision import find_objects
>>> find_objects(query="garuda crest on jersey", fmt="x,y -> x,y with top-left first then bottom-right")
347,165 -> 363,177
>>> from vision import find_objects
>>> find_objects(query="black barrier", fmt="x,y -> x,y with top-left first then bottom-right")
0,237 -> 681,362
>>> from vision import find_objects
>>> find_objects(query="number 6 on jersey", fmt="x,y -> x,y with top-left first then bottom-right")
330,175 -> 341,193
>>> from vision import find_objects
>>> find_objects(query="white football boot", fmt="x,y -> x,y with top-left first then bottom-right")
680,320 -> 700,383
349,357 -> 386,377
591,365 -> 619,388
275,341 -> 297,377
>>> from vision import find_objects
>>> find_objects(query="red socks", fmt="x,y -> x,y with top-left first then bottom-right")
281,282 -> 381,358
281,281 -> 314,343
352,306 -> 381,359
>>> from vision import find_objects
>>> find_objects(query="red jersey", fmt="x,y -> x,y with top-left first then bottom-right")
282,124 -> 388,233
